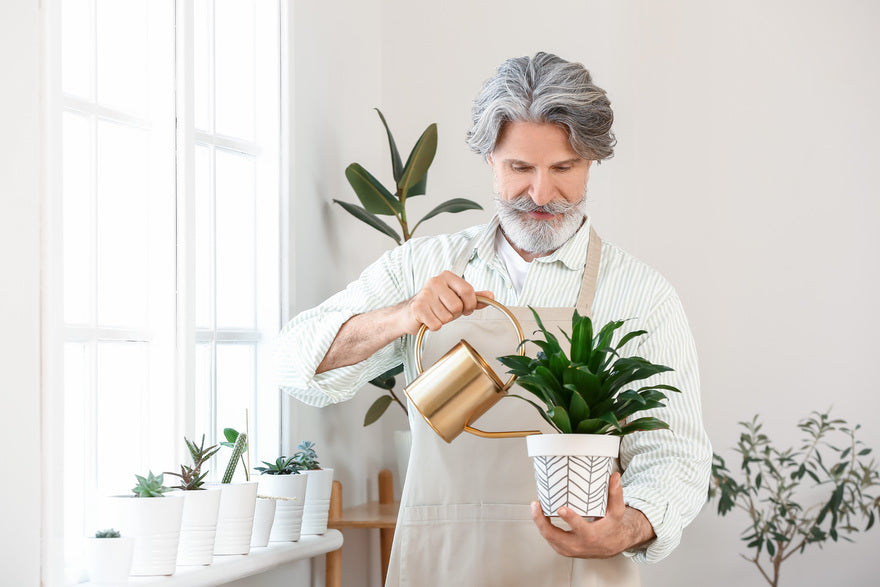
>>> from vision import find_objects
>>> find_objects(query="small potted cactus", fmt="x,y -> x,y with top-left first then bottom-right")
213,428 -> 259,555
165,434 -> 222,565
255,453 -> 307,542
293,441 -> 335,536
83,528 -> 133,585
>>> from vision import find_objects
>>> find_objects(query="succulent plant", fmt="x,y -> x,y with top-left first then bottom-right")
292,441 -> 321,470
220,428 -> 249,484
94,528 -> 121,538
165,434 -> 220,490
497,308 -> 680,435
132,471 -> 172,497
255,455 -> 301,475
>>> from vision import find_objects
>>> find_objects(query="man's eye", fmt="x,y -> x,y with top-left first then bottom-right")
512,166 -> 531,173
555,166 -> 571,172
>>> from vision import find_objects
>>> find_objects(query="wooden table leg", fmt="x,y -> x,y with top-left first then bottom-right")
325,480 -> 343,587
378,469 -> 394,585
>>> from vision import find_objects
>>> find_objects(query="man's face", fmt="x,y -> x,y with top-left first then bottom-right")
488,121 -> 592,257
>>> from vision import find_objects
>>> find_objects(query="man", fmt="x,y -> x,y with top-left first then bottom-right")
276,52 -> 711,586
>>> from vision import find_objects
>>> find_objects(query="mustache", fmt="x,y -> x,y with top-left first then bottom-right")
498,195 -> 585,215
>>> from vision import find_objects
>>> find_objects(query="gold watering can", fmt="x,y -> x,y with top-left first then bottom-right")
404,296 -> 542,443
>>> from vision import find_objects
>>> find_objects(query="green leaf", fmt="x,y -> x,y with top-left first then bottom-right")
404,173 -> 428,199
374,108 -> 403,182
411,198 -> 483,235
568,391 -> 590,428
332,199 -> 402,244
615,329 -> 647,351
344,163 -> 402,215
576,418 -> 609,434
399,123 -> 438,195
548,406 -> 572,434
223,428 -> 239,443
364,395 -> 394,426
570,311 -> 593,364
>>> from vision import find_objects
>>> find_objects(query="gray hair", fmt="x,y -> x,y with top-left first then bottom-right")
465,52 -> 616,161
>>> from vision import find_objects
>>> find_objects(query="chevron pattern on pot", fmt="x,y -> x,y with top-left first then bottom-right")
532,455 -> 612,517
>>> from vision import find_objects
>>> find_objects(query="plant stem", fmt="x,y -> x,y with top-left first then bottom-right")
387,387 -> 408,416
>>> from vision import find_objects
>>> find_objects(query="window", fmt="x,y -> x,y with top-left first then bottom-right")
50,0 -> 282,579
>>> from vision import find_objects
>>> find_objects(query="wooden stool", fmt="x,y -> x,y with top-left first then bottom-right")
326,468 -> 399,587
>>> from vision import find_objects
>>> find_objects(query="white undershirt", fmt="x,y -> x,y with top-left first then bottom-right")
494,229 -> 531,296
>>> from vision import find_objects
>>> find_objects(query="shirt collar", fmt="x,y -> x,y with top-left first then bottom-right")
473,214 -> 593,271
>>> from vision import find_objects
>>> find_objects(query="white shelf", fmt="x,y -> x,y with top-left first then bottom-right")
105,531 -> 342,587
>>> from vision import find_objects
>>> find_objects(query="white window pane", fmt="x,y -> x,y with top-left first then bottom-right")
216,344 -> 254,481
96,0 -> 147,116
63,112 -> 93,325
96,342 -> 148,497
96,121 -> 149,328
195,342 -> 214,446
195,144 -> 213,329
63,343 -> 89,547
214,0 -> 255,139
194,0 -> 211,131
62,0 -> 93,99
215,149 -> 255,329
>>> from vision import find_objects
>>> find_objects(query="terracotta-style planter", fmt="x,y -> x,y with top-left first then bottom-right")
176,487 -> 221,565
105,493 -> 185,576
300,468 -> 334,535
526,434 -> 621,518
83,536 -> 134,585
250,497 -> 277,547
212,481 -> 258,555
257,473 -> 307,542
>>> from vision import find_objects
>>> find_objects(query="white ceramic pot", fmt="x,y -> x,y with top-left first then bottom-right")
105,493 -> 185,576
526,434 -> 621,518
176,487 -> 221,565
394,430 -> 412,484
212,481 -> 258,555
300,468 -> 334,535
250,497 -> 277,547
84,536 -> 134,585
257,473 -> 307,542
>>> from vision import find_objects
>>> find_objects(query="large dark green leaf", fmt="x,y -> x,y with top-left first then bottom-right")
411,198 -> 483,234
576,418 -> 609,434
568,391 -> 589,429
344,163 -> 402,215
332,199 -> 402,244
617,417 -> 671,435
615,329 -> 647,351
399,123 -> 437,195
548,406 -> 571,434
364,395 -> 394,426
497,354 -> 535,376
404,173 -> 428,199
570,311 -> 593,364
374,108 -> 403,182
509,394 -> 557,429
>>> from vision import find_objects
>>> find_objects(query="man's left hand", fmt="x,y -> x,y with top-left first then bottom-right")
530,472 -> 656,559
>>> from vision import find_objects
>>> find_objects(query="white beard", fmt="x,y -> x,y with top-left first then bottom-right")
494,194 -> 586,255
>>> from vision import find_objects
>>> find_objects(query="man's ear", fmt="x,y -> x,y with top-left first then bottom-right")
487,152 -> 495,167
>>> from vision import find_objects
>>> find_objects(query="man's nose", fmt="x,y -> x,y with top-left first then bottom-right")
529,171 -> 554,206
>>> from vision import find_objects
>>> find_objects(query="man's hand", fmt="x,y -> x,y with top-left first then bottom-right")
397,270 -> 494,335
530,472 -> 656,559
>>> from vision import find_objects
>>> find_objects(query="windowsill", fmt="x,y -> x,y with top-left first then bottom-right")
91,531 -> 342,587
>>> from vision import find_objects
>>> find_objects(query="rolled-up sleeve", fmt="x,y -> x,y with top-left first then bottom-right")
619,292 -> 712,563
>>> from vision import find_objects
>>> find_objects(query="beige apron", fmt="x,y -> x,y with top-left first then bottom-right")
386,227 -> 640,587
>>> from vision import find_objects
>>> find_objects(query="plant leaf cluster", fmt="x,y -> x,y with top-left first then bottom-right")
221,428 -> 249,483
255,455 -> 301,476
497,307 -> 679,435
332,108 -> 482,245
292,441 -> 321,470
132,471 -> 171,497
364,364 -> 407,426
94,528 -> 121,538
165,434 -> 220,490
708,410 -> 880,587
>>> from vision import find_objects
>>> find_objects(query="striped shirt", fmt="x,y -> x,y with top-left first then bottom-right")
276,215 -> 711,564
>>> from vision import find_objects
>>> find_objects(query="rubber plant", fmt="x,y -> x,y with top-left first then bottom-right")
333,108 -> 483,426
709,410 -> 880,587
497,308 -> 680,435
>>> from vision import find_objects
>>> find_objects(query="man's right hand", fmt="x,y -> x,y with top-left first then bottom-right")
396,271 -> 494,336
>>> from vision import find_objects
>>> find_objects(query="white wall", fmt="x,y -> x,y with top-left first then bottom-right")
289,1 -> 880,586
0,0 -> 43,585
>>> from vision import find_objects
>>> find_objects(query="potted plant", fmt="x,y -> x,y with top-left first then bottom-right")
165,434 -> 221,565
255,454 -> 307,542
292,441 -> 335,535
709,410 -> 880,587
213,428 -> 258,555
105,471 -> 184,576
497,308 -> 680,517
334,108 -> 483,436
83,528 -> 133,585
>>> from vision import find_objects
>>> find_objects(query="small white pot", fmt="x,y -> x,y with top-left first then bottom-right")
250,497 -> 277,547
526,434 -> 621,518
300,468 -> 334,535
105,493 -> 185,576
176,487 -> 221,565
84,536 -> 133,585
212,481 -> 258,555
257,473 -> 307,542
